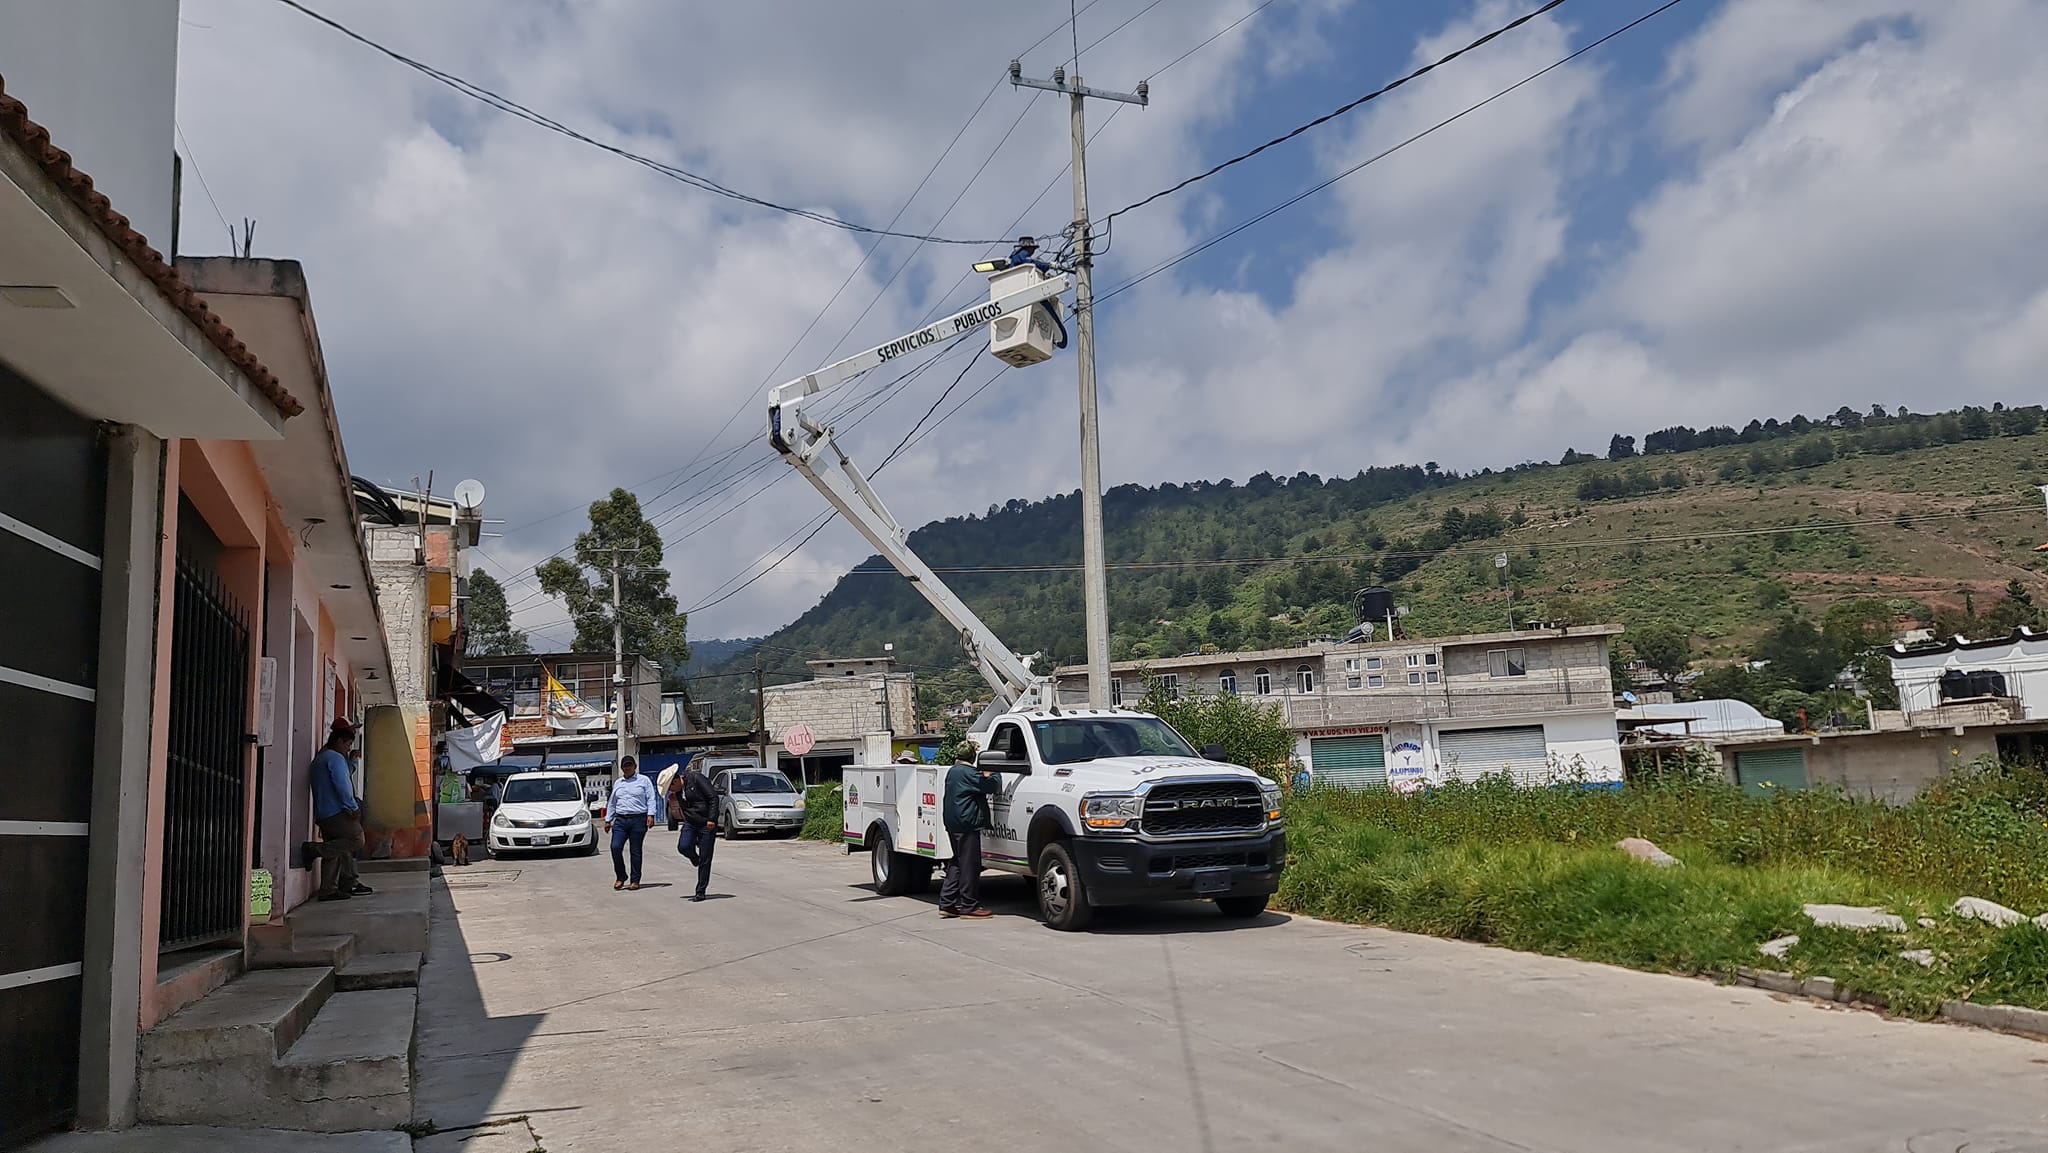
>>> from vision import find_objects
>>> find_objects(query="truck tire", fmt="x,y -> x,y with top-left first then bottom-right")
872,836 -> 918,896
1215,894 -> 1268,919
1035,841 -> 1094,931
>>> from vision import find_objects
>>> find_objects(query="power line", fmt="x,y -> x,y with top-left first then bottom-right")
270,0 -> 1007,246
174,121 -> 235,252
1097,0 -> 1688,305
1101,0 -> 1568,227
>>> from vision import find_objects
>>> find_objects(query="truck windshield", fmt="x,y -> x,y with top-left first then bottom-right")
1031,717 -> 1196,764
501,777 -> 582,803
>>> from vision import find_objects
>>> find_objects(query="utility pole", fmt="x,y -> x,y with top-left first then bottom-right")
752,651 -> 767,773
1010,58 -> 1147,708
608,543 -> 637,780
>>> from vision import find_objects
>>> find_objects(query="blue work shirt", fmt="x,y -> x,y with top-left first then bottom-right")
608,774 -> 663,822
311,748 -> 357,820
1007,247 -> 1052,272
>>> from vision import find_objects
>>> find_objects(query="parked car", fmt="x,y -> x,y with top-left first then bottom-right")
715,766 -> 806,839
488,771 -> 599,856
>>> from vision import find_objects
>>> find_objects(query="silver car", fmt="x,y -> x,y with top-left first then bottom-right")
716,767 -> 807,839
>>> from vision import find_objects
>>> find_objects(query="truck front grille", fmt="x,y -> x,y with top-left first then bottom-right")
1149,851 -> 1269,874
1142,781 -> 1265,836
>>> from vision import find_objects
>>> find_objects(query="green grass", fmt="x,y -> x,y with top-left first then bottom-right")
1275,764 -> 2048,1015
799,784 -> 843,843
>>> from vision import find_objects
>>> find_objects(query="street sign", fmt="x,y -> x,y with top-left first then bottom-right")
785,724 -> 817,757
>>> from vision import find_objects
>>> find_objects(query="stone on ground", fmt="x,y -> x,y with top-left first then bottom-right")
1951,897 -> 2026,927
1615,837 -> 1681,867
1802,904 -> 1908,932
2037,912 -> 2048,931
1759,934 -> 1799,959
1901,948 -> 1936,968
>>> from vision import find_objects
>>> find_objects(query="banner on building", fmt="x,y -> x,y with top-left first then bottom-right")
446,711 -> 508,771
545,665 -> 607,731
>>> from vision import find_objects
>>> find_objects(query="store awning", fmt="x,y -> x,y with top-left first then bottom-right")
440,664 -> 506,723
467,754 -> 545,777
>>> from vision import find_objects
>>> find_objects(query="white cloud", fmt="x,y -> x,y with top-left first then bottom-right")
174,0 -> 2048,644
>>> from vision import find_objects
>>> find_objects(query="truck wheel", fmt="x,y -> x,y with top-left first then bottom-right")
872,836 -> 916,896
1035,842 -> 1094,931
1215,894 -> 1268,919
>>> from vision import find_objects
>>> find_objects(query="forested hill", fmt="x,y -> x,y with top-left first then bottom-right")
696,402 -> 2048,712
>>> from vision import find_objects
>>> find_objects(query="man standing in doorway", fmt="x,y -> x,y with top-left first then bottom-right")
939,742 -> 1001,919
670,760 -> 720,901
308,719 -> 370,902
607,756 -> 662,891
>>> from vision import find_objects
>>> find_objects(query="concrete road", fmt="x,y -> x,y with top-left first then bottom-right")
414,836 -> 2048,1153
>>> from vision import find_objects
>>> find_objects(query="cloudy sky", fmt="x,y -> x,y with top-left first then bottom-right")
173,0 -> 2048,644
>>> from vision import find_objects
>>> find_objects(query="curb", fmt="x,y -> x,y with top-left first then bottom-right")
1733,968 -> 2047,1040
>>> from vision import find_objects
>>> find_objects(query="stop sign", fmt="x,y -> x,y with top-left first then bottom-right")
784,724 -> 817,757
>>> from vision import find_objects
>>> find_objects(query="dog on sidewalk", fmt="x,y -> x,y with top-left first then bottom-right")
450,833 -> 471,866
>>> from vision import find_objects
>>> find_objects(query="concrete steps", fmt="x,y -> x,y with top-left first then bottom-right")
250,929 -> 356,971
275,989 -> 418,1131
138,965 -> 418,1132
336,951 -> 422,992
286,870 -> 430,955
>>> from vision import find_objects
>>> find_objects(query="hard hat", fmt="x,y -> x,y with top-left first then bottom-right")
1015,235 -> 1038,249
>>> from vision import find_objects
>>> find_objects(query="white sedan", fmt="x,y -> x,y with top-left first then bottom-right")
487,771 -> 599,855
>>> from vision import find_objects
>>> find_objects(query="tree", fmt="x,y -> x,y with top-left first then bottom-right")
1139,685 -> 1297,788
1629,623 -> 1693,683
535,488 -> 690,682
1753,616 -> 1840,692
464,570 -> 530,656
1607,434 -> 1637,460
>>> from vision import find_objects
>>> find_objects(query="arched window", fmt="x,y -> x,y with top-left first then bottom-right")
1297,664 -> 1316,693
1254,667 -> 1273,695
1218,668 -> 1238,695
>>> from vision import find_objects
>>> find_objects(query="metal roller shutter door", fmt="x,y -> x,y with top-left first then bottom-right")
1311,736 -> 1385,789
1734,747 -> 1807,795
1439,726 -> 1549,783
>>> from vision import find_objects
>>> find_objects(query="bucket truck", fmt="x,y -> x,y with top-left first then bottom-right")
767,264 -> 1285,929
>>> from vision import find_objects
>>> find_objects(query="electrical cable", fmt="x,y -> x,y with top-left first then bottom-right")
1096,0 -> 1688,305
174,121 -> 236,252
1100,0 -> 1567,227
271,0 -> 1011,245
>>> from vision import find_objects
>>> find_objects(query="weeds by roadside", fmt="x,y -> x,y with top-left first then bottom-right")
1275,761 -> 2048,1015
799,784 -> 842,842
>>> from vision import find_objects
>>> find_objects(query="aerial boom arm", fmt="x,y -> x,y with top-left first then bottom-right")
768,274 -> 1073,712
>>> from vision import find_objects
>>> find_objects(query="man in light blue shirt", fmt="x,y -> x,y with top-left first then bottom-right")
307,719 -> 369,901
607,756 -> 662,890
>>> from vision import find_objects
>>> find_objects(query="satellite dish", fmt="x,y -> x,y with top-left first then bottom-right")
451,479 -> 486,510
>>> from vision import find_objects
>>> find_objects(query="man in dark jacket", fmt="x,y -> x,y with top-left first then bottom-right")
670,762 -> 720,901
940,742 -> 1003,918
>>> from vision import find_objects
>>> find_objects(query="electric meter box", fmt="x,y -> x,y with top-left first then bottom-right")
986,265 -> 1063,367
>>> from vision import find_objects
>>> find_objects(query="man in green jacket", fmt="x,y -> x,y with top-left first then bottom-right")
940,742 -> 1003,918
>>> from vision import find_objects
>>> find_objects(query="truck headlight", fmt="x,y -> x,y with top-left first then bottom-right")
1260,781 -> 1283,822
1082,794 -> 1142,830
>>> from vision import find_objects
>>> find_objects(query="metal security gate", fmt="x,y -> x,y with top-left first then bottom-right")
0,364 -> 106,1146
1735,747 -> 1808,796
159,559 -> 251,952
1440,726 -> 1550,783
1311,736 -> 1386,789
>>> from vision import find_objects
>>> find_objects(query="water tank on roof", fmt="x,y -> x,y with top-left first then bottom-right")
1355,586 -> 1395,624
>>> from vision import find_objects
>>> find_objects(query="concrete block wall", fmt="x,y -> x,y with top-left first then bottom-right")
765,677 -> 916,741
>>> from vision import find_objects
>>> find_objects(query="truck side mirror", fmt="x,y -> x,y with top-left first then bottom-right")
1201,744 -> 1229,762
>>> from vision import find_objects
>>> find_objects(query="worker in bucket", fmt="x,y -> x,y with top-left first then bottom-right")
1007,235 -> 1053,273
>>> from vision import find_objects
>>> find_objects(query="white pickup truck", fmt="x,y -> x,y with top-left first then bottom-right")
842,706 -> 1284,930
